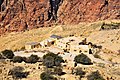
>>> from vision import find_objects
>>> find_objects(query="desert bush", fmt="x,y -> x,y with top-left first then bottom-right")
43,52 -> 64,67
43,56 -> 54,68
74,53 -> 92,65
108,58 -> 112,62
8,66 -> 29,79
22,57 -> 27,62
98,63 -> 105,68
20,46 -> 25,51
100,22 -> 120,30
26,54 -> 39,63
87,71 -> 105,80
13,56 -> 23,63
43,52 -> 57,59
1,49 -> 14,59
40,72 -> 57,80
94,53 -> 101,59
73,68 -> 85,78
54,67 -> 63,75
54,56 -> 63,66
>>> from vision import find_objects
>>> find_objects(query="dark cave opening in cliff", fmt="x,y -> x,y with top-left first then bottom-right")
48,0 -> 63,21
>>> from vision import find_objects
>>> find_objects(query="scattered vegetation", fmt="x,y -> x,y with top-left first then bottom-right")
44,56 -> 54,68
74,53 -> 92,65
25,55 -> 39,63
40,72 -> 57,80
87,71 -> 105,80
97,63 -> 105,68
54,67 -> 63,75
13,56 -> 23,63
108,58 -> 112,62
94,53 -> 101,59
1,50 -> 14,59
100,22 -> 120,30
43,52 -> 64,68
73,68 -> 86,78
0,20 -> 119,51
8,66 -> 29,79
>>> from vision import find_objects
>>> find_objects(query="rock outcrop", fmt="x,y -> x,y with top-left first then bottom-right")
0,0 -> 119,34
58,0 -> 120,24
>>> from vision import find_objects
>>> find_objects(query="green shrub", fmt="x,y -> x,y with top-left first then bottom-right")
74,68 -> 85,78
43,52 -> 64,67
94,54 -> 101,59
43,52 -> 58,59
40,72 -> 57,80
54,67 -> 63,75
13,56 -> 23,63
74,53 -> 92,65
26,55 -> 39,63
8,66 -> 29,79
98,63 -> 105,68
1,50 -> 14,59
43,56 -> 54,68
87,71 -> 105,80
54,56 -> 63,66
22,57 -> 27,62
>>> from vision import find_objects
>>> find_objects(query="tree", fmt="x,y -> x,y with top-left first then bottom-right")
54,67 -> 63,75
1,49 -> 14,59
54,56 -> 63,66
22,57 -> 27,62
43,56 -> 54,68
43,52 -> 57,59
74,53 -> 92,65
43,52 -> 64,67
26,54 -> 39,63
40,72 -> 57,80
13,56 -> 23,63
8,66 -> 29,79
87,71 -> 105,80
73,68 -> 85,78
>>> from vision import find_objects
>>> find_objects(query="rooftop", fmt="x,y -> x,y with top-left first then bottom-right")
25,42 -> 40,45
50,34 -> 63,39
58,36 -> 84,44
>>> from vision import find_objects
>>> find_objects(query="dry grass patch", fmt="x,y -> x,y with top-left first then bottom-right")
0,20 -> 120,51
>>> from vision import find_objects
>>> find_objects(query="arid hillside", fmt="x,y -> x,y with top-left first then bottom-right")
0,20 -> 119,52
0,0 -> 120,34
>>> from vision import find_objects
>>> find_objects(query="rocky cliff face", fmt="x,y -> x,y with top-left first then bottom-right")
58,0 -> 120,24
0,0 -> 119,34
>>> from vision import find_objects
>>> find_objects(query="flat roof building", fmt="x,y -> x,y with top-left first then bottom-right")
25,42 -> 41,50
50,34 -> 63,39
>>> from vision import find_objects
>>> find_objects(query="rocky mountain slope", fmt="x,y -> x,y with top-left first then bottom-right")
0,0 -> 120,34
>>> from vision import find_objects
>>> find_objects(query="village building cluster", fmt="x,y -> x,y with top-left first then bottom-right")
25,34 -> 94,55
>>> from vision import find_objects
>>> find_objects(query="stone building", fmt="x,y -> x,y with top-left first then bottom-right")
56,36 -> 92,54
25,42 -> 41,50
40,34 -> 62,48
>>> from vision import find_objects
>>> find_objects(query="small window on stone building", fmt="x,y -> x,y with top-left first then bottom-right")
84,50 -> 88,53
79,50 -> 82,53
66,45 -> 67,47
89,49 -> 92,54
51,41 -> 54,44
74,50 -> 77,52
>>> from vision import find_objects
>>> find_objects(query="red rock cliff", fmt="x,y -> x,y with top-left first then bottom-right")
0,0 -> 119,34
